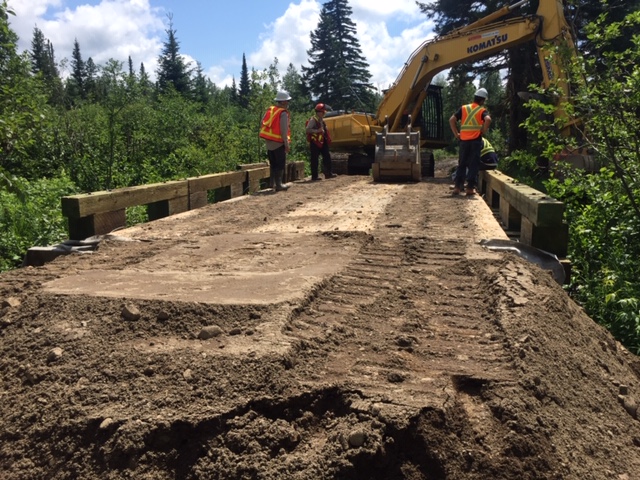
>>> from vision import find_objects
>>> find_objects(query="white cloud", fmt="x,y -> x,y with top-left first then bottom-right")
206,65 -> 234,89
248,0 -> 435,91
9,0 -> 164,78
7,0 -> 436,91
356,20 -> 435,92
248,0 -> 319,77
349,0 -> 423,19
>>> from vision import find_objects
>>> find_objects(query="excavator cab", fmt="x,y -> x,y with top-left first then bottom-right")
419,85 -> 446,147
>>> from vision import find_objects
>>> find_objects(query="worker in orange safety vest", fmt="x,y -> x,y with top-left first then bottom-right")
305,103 -> 334,181
260,91 -> 292,191
449,88 -> 492,196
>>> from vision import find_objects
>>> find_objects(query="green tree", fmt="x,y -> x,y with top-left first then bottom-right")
30,28 -> 64,106
229,76 -> 238,104
0,2 -> 74,271
524,11 -> 640,353
138,62 -> 152,97
157,15 -> 192,96
30,26 -> 63,102
0,0 -> 16,69
68,38 -> 86,101
1,2 -> 54,178
84,57 -> 98,99
238,53 -> 251,108
302,0 -> 374,111
192,62 -> 212,107
282,63 -> 311,112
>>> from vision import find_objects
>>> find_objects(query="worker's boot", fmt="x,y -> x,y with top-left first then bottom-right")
275,169 -> 289,191
269,164 -> 276,189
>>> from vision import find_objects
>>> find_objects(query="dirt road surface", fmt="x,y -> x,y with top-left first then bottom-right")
1,165 -> 640,479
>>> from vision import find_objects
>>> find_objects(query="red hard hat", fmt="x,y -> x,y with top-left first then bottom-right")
315,103 -> 326,112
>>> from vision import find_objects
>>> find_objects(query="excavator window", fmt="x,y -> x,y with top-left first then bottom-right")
421,85 -> 445,145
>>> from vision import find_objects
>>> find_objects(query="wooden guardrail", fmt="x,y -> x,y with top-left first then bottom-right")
479,170 -> 568,257
61,162 -> 305,240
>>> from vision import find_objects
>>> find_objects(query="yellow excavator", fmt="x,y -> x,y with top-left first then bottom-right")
323,0 -> 584,181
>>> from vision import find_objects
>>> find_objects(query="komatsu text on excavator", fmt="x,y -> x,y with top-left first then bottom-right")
323,0 -> 580,181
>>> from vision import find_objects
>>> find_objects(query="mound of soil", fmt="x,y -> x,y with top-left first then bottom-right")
1,164 -> 639,479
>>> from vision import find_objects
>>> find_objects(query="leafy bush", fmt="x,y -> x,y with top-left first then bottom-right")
522,11 -> 640,353
546,169 -> 640,353
0,173 -> 78,271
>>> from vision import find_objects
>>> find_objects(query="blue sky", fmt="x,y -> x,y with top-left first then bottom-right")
8,0 -> 436,91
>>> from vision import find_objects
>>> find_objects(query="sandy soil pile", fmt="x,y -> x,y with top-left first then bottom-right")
1,165 -> 639,479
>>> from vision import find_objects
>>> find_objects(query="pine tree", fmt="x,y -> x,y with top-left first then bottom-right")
302,0 -> 374,111
238,53 -> 251,108
30,26 -> 63,105
30,27 -> 48,75
282,63 -> 310,112
68,38 -> 86,101
156,15 -> 192,96
139,62 -> 152,96
230,76 -> 238,104
84,57 -> 98,99
192,62 -> 211,107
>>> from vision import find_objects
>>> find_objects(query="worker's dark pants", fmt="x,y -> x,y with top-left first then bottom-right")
480,152 -> 498,170
454,138 -> 482,189
310,142 -> 332,179
267,145 -> 287,187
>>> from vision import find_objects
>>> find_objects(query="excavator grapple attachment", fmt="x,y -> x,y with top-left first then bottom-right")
372,122 -> 421,182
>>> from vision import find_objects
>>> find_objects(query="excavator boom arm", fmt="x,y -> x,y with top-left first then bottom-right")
379,0 -> 575,131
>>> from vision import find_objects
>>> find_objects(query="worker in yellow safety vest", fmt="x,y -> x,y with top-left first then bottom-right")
480,137 -> 498,170
449,88 -> 492,196
260,91 -> 292,191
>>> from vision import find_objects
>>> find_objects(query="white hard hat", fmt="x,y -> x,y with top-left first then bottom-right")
274,91 -> 292,102
474,88 -> 488,99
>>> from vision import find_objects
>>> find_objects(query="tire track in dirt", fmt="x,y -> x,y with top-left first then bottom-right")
289,180 -> 516,411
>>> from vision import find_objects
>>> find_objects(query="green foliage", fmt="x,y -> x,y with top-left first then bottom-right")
0,10 -> 57,178
125,205 -> 148,227
521,11 -> 640,353
0,6 -> 359,273
0,173 -> 78,271
238,53 -> 251,108
283,63 -> 312,113
302,0 -> 375,111
156,16 -> 192,96
546,169 -> 640,353
500,150 -> 537,180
